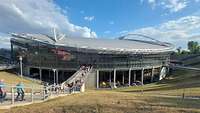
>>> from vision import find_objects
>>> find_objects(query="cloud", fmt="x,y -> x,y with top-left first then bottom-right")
164,0 -> 187,13
142,0 -> 189,13
131,16 -> 200,48
84,16 -> 95,21
0,0 -> 97,39
118,30 -> 129,35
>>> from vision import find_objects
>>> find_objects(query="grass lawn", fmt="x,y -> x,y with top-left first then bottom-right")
2,91 -> 199,113
1,69 -> 200,113
0,71 -> 42,92
117,69 -> 200,97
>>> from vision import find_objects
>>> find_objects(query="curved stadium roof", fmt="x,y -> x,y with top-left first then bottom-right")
11,33 -> 174,54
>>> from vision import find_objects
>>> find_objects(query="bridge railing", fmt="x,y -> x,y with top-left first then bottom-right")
61,66 -> 93,86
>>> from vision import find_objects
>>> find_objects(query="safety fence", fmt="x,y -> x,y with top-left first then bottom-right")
0,84 -> 82,107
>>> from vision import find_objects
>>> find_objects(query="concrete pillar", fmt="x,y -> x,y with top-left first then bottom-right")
133,71 -> 136,82
151,67 -> 154,82
128,68 -> 131,86
113,69 -> 116,88
96,70 -> 99,89
141,68 -> 144,85
39,68 -> 42,80
80,83 -> 85,92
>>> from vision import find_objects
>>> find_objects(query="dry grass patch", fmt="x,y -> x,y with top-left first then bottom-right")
0,71 -> 42,92
1,91 -> 200,113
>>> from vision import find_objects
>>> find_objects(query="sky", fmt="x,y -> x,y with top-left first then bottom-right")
0,0 -> 200,49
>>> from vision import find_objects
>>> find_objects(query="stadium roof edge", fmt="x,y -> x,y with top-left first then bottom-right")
11,33 -> 174,54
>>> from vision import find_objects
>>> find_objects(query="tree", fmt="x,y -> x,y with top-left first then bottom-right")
188,41 -> 199,54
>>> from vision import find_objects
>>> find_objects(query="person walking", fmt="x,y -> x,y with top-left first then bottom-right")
44,82 -> 49,99
15,82 -> 25,101
0,79 -> 6,103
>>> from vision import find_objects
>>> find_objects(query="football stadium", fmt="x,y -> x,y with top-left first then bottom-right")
10,33 -> 174,89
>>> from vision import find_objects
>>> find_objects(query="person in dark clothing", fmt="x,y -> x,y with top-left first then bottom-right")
15,82 -> 25,101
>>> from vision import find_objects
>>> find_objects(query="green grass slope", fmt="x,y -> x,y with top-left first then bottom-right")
0,71 -> 41,86
117,69 -> 200,96
1,69 -> 200,113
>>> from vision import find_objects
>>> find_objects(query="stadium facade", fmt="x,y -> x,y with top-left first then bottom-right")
10,33 -> 174,89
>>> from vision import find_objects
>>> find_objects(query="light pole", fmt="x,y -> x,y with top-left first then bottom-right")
19,56 -> 23,78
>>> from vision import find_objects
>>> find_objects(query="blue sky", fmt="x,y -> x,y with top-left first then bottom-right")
0,0 -> 200,49
55,0 -> 200,38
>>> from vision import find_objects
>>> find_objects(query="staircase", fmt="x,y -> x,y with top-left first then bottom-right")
61,65 -> 93,92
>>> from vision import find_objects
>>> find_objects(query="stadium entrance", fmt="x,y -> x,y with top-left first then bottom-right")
96,67 -> 164,89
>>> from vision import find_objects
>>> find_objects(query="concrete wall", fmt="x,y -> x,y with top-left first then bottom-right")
85,70 -> 97,89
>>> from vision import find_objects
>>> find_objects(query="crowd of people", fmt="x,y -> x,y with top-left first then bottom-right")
61,65 -> 92,93
0,80 -> 25,103
43,65 -> 92,98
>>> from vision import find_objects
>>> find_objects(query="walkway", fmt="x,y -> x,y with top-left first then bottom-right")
0,64 -> 16,70
172,65 -> 200,71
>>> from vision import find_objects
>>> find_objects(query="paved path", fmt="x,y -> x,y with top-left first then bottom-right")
172,65 -> 200,71
0,64 -> 16,70
0,91 -> 80,109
